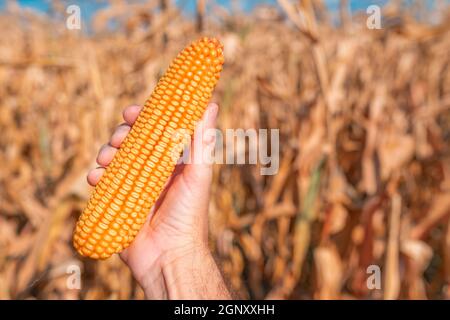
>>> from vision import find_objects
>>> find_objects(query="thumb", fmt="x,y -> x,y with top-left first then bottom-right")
183,103 -> 218,186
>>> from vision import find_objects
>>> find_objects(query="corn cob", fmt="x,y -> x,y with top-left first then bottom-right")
73,37 -> 224,259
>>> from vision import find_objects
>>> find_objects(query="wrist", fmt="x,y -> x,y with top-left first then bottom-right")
141,244 -> 231,299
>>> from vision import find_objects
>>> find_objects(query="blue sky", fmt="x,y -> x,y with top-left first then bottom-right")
0,0 -> 391,15
0,0 -> 445,21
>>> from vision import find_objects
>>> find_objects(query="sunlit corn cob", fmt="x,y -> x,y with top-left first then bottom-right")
73,37 -> 224,259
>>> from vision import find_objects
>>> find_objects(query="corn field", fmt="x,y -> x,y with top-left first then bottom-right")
0,0 -> 450,299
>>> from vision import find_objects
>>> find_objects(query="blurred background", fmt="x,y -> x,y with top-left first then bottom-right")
0,0 -> 449,300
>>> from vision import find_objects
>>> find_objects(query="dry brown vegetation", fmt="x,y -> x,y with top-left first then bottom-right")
0,0 -> 450,299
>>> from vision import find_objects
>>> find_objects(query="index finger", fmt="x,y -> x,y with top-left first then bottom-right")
123,105 -> 143,125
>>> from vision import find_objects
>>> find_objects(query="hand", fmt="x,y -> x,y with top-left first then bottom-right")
87,103 -> 230,299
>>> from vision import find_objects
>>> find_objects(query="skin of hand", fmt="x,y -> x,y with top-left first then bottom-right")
87,103 -> 231,299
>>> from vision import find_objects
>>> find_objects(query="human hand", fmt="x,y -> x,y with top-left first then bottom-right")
87,103 -> 230,299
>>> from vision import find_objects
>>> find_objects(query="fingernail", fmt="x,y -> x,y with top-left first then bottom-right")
207,103 -> 218,123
